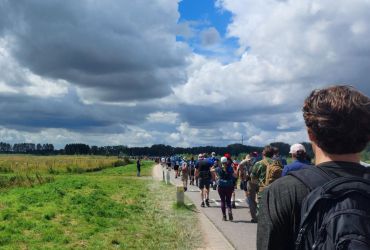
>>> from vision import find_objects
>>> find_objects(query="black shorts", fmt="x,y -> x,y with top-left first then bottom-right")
198,178 -> 210,189
174,165 -> 179,171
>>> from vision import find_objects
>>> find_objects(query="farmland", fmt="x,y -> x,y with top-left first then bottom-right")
0,155 -> 127,174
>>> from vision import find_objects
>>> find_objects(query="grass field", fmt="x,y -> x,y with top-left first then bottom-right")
0,160 -> 201,249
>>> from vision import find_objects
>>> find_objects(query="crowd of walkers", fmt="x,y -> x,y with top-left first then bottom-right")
159,85 -> 370,250
161,143 -> 312,223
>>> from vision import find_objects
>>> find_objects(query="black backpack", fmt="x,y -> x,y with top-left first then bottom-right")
289,166 -> 370,250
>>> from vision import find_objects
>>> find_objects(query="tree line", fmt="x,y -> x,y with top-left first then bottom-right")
0,142 -> 54,154
0,141 -> 319,157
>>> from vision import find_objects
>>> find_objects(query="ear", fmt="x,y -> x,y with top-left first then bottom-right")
307,127 -> 316,143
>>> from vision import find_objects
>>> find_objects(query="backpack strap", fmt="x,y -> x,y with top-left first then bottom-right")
262,159 -> 271,186
288,167 -> 333,191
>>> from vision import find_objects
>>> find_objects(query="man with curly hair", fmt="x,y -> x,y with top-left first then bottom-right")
257,85 -> 370,250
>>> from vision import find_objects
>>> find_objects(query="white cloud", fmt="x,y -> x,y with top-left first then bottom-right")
0,1 -> 369,148
0,39 -> 69,98
147,112 -> 179,124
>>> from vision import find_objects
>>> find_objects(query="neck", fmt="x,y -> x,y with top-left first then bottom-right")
313,143 -> 361,165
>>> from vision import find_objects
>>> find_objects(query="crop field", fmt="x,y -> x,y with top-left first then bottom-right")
0,160 -> 201,249
0,155 -> 127,174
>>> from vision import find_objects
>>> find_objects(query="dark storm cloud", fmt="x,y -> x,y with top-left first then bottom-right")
176,102 -> 301,130
0,0 -> 189,102
0,90 -> 156,133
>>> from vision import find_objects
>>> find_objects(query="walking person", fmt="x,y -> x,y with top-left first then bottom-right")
189,156 -> 195,185
231,159 -> 239,208
238,153 -> 258,222
224,153 -> 237,208
257,85 -> 370,250
174,157 -> 180,178
211,156 -> 237,221
281,143 -> 312,176
181,161 -> 189,191
195,154 -> 212,207
238,156 -> 250,198
251,145 -> 282,214
136,158 -> 141,177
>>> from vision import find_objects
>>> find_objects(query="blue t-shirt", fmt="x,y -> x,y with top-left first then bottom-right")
282,160 -> 312,176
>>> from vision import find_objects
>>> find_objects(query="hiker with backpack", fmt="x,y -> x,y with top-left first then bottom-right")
195,153 -> 213,207
238,154 -> 258,222
189,156 -> 195,185
251,145 -> 283,212
211,156 -> 237,221
257,85 -> 370,250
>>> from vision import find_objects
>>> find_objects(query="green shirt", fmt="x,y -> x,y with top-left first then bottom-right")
251,157 -> 273,186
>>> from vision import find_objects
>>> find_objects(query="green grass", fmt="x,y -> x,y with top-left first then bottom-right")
0,162 -> 201,249
99,160 -> 153,177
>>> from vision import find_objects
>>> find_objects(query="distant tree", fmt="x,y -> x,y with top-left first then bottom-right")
270,142 -> 290,156
64,143 -> 90,155
0,142 -> 11,153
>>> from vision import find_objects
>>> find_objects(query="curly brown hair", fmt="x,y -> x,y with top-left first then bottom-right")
303,85 -> 370,154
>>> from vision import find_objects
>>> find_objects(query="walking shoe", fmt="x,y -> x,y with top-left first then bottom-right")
205,199 -> 210,207
228,212 -> 233,221
222,214 -> 227,221
201,201 -> 205,207
232,201 -> 236,209
250,218 -> 258,223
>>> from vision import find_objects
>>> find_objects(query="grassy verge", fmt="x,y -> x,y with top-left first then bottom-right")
0,162 -> 201,249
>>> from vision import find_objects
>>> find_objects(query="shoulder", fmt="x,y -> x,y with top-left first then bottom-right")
254,160 -> 264,167
265,175 -> 309,205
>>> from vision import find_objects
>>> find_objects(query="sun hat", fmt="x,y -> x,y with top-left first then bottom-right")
289,143 -> 306,154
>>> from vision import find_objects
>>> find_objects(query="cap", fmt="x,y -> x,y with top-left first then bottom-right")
220,156 -> 227,163
211,152 -> 216,156
224,153 -> 231,160
289,143 -> 306,154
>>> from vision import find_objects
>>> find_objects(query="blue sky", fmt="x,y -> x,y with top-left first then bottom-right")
0,0 -> 369,148
177,0 -> 239,60
179,0 -> 231,36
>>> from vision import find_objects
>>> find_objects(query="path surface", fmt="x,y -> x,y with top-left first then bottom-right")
153,164 -> 257,250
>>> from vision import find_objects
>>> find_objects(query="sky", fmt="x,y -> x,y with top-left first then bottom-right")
0,0 -> 369,149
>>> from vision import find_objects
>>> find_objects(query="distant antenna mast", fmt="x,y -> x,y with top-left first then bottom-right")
241,135 -> 244,145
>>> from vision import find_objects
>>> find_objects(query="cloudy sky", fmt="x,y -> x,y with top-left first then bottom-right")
0,0 -> 369,148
